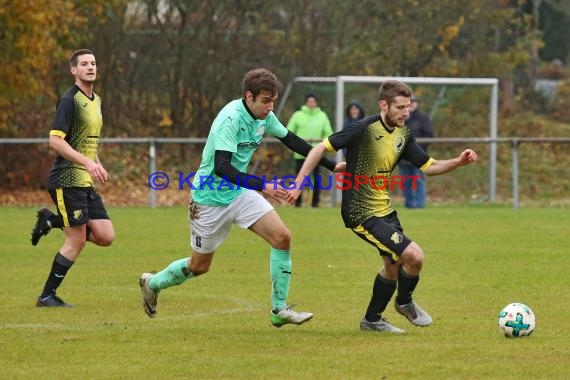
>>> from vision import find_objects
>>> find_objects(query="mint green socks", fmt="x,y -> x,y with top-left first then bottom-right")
270,248 -> 292,311
148,250 -> 291,311
148,258 -> 193,292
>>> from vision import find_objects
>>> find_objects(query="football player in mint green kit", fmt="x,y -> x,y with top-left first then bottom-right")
139,68 -> 345,327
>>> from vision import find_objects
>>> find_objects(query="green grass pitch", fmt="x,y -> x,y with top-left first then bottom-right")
1,206 -> 569,379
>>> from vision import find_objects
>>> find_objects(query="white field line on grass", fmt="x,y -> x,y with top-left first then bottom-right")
1,296 -> 264,330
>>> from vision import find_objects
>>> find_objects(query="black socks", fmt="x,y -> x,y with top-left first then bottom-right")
40,252 -> 74,299
395,267 -> 419,306
365,268 -> 421,322
365,274 -> 397,322
48,214 -> 63,229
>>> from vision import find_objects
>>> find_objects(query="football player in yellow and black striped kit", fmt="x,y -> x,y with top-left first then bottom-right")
31,49 -> 115,307
287,80 -> 478,333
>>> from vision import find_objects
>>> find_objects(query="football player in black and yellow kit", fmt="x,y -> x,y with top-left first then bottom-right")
286,80 -> 478,333
31,49 -> 115,307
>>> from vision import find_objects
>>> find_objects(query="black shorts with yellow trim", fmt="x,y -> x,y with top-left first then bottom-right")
351,211 -> 412,262
48,187 -> 110,227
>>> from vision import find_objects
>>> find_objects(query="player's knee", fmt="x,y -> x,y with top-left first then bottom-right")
268,227 -> 291,249
280,228 -> 292,245
96,238 -> 113,247
402,243 -> 424,270
95,231 -> 115,247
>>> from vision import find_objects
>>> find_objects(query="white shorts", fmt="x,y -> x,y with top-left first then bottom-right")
189,190 -> 273,253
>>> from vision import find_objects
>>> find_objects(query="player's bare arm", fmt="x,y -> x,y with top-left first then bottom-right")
424,149 -> 478,176
49,135 -> 107,183
286,142 -> 327,204
277,130 -> 342,173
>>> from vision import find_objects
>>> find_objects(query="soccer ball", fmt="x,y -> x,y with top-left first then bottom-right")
498,303 -> 536,338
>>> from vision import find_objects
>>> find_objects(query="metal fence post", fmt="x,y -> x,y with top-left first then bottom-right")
149,138 -> 157,208
511,140 -> 520,209
489,81 -> 499,202
333,76 -> 345,207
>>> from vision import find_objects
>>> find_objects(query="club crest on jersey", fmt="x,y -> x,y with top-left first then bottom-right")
73,209 -> 83,221
393,136 -> 405,153
390,232 -> 404,244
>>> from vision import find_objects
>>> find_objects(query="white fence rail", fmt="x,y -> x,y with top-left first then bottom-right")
1,137 -> 569,208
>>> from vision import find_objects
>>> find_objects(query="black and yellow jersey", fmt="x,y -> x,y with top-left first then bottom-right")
48,85 -> 103,189
324,115 -> 433,228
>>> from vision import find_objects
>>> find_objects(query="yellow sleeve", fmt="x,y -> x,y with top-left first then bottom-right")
419,158 -> 434,172
49,130 -> 67,138
323,137 -> 336,152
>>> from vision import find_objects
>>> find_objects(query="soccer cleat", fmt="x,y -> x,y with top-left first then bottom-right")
31,208 -> 54,246
395,300 -> 433,326
139,272 -> 158,318
36,294 -> 73,307
360,317 -> 405,333
270,305 -> 313,328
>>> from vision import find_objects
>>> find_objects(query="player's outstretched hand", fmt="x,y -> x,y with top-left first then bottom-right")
459,149 -> 478,165
262,184 -> 288,205
285,187 -> 302,205
334,161 -> 346,172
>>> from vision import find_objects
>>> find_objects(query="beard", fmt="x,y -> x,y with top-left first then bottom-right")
384,112 -> 403,128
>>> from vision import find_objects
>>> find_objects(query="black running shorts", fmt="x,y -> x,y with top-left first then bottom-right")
48,187 -> 110,227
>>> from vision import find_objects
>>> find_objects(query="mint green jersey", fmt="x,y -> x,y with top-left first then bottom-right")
191,99 -> 288,206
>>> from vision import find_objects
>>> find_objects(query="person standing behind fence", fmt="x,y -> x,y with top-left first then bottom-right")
398,96 -> 433,208
287,94 -> 333,207
342,101 -> 366,157
344,101 -> 366,129
30,49 -> 115,307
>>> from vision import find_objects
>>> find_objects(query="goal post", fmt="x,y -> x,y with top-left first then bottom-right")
277,75 -> 499,204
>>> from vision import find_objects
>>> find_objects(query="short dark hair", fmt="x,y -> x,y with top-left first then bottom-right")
243,68 -> 282,99
69,49 -> 95,67
305,93 -> 318,102
378,80 -> 413,104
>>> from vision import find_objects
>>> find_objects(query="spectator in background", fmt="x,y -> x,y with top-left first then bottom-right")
399,96 -> 433,208
343,101 -> 366,157
344,101 -> 366,128
287,94 -> 333,207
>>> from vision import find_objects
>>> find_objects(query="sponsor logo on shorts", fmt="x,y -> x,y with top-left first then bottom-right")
390,232 -> 403,244
73,209 -> 83,221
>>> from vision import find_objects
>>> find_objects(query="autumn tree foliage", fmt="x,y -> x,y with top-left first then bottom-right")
0,0 -> 545,139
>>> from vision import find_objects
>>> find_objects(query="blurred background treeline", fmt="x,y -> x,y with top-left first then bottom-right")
1,0 -> 569,205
